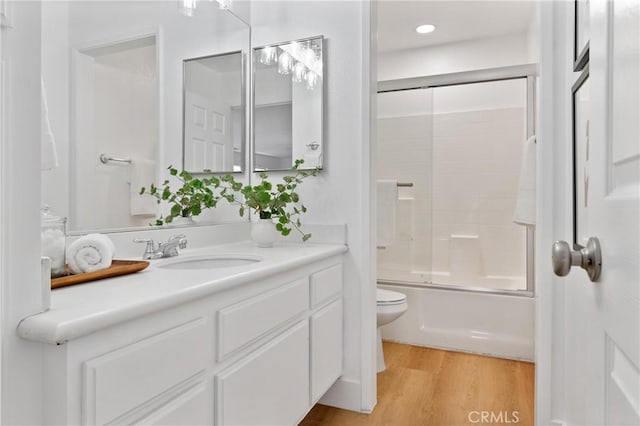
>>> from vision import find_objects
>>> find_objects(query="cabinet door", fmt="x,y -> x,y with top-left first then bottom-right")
137,379 -> 214,425
82,318 -> 210,425
310,299 -> 343,403
216,321 -> 309,425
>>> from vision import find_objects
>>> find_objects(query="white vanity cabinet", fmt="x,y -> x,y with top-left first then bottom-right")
36,255 -> 344,426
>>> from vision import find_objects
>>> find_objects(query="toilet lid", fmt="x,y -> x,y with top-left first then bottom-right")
377,288 -> 407,305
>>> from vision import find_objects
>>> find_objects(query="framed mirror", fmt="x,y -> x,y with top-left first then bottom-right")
253,36 -> 324,171
183,51 -> 245,174
40,1 -> 250,233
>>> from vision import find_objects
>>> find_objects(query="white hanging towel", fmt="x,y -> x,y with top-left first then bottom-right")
41,78 -> 59,171
130,159 -> 157,216
377,179 -> 398,248
513,135 -> 537,226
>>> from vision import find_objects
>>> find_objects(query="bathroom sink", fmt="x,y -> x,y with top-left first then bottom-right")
157,255 -> 262,270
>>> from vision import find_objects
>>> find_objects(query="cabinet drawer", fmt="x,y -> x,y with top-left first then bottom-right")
217,278 -> 309,360
311,299 -> 343,403
310,264 -> 343,308
216,321 -> 310,425
82,318 -> 210,425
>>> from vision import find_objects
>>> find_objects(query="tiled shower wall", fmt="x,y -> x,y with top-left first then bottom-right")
377,82 -> 527,290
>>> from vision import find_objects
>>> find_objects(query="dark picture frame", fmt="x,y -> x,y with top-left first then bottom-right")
572,65 -> 590,248
574,0 -> 589,71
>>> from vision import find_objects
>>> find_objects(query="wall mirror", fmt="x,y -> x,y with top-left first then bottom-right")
253,36 -> 324,171
183,51 -> 245,174
40,1 -> 250,233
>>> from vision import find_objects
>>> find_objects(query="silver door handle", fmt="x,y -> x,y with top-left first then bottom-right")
551,237 -> 602,282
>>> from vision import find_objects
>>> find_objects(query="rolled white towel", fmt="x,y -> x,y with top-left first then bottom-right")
66,234 -> 116,274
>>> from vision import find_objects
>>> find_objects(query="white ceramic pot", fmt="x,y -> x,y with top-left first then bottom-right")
251,218 -> 278,248
170,216 -> 195,226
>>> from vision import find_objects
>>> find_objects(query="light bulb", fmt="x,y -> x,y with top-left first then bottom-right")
260,46 -> 277,65
277,52 -> 293,75
305,71 -> 318,90
302,46 -> 316,65
292,62 -> 306,83
288,41 -> 301,57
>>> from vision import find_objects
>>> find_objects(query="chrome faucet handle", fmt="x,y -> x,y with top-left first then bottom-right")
133,238 -> 156,260
169,234 -> 188,250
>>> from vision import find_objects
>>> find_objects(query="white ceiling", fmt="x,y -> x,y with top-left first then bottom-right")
377,0 -> 536,53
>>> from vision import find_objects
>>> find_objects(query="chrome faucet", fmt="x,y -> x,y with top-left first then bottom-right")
134,234 -> 188,260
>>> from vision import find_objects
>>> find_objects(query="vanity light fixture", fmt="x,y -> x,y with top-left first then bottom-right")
416,24 -> 436,34
180,0 -> 232,17
266,40 -> 322,90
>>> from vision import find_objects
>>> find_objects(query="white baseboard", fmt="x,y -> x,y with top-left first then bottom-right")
550,420 -> 566,426
318,377 -> 370,413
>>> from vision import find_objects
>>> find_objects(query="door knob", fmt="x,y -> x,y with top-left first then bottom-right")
551,237 -> 602,282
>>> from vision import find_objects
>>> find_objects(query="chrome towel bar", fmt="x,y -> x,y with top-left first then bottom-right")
99,153 -> 131,165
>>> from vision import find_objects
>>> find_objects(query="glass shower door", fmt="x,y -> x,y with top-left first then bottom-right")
377,78 -> 530,293
429,79 -> 528,291
377,88 -> 433,285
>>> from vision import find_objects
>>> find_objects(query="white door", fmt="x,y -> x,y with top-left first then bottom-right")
550,1 -> 640,424
184,91 -> 233,172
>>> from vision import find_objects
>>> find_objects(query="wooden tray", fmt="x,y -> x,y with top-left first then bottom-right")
51,260 -> 150,289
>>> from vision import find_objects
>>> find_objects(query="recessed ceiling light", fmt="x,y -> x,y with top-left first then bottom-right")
416,24 -> 436,34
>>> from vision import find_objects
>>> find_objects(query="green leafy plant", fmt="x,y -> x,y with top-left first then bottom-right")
217,159 -> 320,241
139,166 -> 221,226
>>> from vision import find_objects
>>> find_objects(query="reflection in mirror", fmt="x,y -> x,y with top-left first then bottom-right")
183,52 -> 244,174
40,1 -> 250,233
253,36 -> 323,171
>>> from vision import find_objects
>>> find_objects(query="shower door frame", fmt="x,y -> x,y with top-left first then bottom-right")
377,63 -> 538,297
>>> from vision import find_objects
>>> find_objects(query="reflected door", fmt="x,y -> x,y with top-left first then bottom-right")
184,91 -> 233,172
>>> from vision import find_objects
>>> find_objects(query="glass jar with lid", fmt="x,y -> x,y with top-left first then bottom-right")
41,206 -> 67,278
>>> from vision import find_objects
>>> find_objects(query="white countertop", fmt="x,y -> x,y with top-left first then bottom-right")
18,241 -> 347,345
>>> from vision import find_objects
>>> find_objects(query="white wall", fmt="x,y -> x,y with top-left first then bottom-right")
1,2 -> 46,424
378,32 -> 536,82
251,0 -> 376,412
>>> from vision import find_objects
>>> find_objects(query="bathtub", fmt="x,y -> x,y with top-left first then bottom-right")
378,283 -> 535,361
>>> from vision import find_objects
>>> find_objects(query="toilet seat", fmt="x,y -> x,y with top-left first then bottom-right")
376,288 -> 407,306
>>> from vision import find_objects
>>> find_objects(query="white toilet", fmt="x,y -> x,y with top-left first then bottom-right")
376,288 -> 408,372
